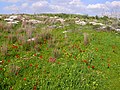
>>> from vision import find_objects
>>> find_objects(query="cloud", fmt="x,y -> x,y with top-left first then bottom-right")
3,5 -> 19,13
1,0 -> 120,16
21,3 -> 28,8
50,5 -> 73,13
0,0 -> 19,3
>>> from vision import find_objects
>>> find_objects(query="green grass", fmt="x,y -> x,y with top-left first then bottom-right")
0,19 -> 120,90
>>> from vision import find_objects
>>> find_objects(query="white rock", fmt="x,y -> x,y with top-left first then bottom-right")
115,29 -> 120,31
9,16 -> 18,19
75,20 -> 87,25
28,19 -> 42,24
4,18 -> 13,22
27,38 -> 36,42
63,31 -> 68,33
7,21 -> 19,24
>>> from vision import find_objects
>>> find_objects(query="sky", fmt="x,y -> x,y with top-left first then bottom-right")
0,0 -> 120,16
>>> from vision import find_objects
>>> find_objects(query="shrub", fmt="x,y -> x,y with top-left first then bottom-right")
83,33 -> 89,46
1,43 -> 8,56
52,48 -> 61,58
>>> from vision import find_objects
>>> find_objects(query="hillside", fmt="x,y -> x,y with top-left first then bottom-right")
0,14 -> 120,90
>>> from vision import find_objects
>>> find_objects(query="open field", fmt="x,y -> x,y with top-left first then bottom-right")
0,14 -> 120,90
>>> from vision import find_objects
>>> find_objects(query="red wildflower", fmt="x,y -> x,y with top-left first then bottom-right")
83,60 -> 87,63
35,64 -> 38,68
23,78 -> 26,81
108,64 -> 110,68
57,62 -> 60,64
49,57 -> 56,63
15,72 -> 18,75
33,86 -> 37,90
74,56 -> 77,60
30,64 -> 32,67
39,55 -> 43,59
9,87 -> 13,90
92,66 -> 95,69
16,54 -> 20,58
12,45 -> 18,49
1,60 -> 4,64
33,54 -> 37,56
0,68 -> 2,70
8,60 -> 10,62
88,66 -> 90,68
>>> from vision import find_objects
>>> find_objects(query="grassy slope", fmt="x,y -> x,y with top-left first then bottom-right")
0,21 -> 120,90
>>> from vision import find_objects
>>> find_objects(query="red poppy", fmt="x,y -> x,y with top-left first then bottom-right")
0,68 -> 2,70
8,60 -> 10,62
33,54 -> 37,56
74,56 -> 77,60
49,57 -> 56,63
88,66 -> 90,68
30,64 -> 32,67
92,66 -> 95,69
23,78 -> 26,81
83,60 -> 87,63
16,54 -> 20,58
9,87 -> 13,90
15,72 -> 18,75
12,45 -> 18,49
24,66 -> 26,68
33,86 -> 37,90
108,64 -> 110,68
39,55 -> 43,59
2,60 -> 4,64
57,62 -> 60,64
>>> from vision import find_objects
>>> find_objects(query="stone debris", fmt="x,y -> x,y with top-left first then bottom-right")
75,20 -> 87,25
89,22 -> 104,26
27,38 -> 36,42
4,15 -> 19,24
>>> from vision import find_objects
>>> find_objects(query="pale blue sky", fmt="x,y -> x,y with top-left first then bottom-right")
0,0 -> 120,16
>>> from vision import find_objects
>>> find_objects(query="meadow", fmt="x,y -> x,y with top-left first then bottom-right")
0,14 -> 120,90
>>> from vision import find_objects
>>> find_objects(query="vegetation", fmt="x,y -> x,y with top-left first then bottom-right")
0,14 -> 120,90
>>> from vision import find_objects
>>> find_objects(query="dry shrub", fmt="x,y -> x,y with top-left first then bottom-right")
1,43 -> 8,56
48,38 -> 56,48
40,29 -> 52,40
34,44 -> 41,51
52,48 -> 61,58
17,34 -> 26,45
16,28 -> 25,33
34,29 -> 53,45
9,64 -> 20,75
26,28 -> 33,39
83,33 -> 89,46
34,34 -> 42,44
3,23 -> 13,33
0,22 -> 4,31
8,34 -> 17,43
